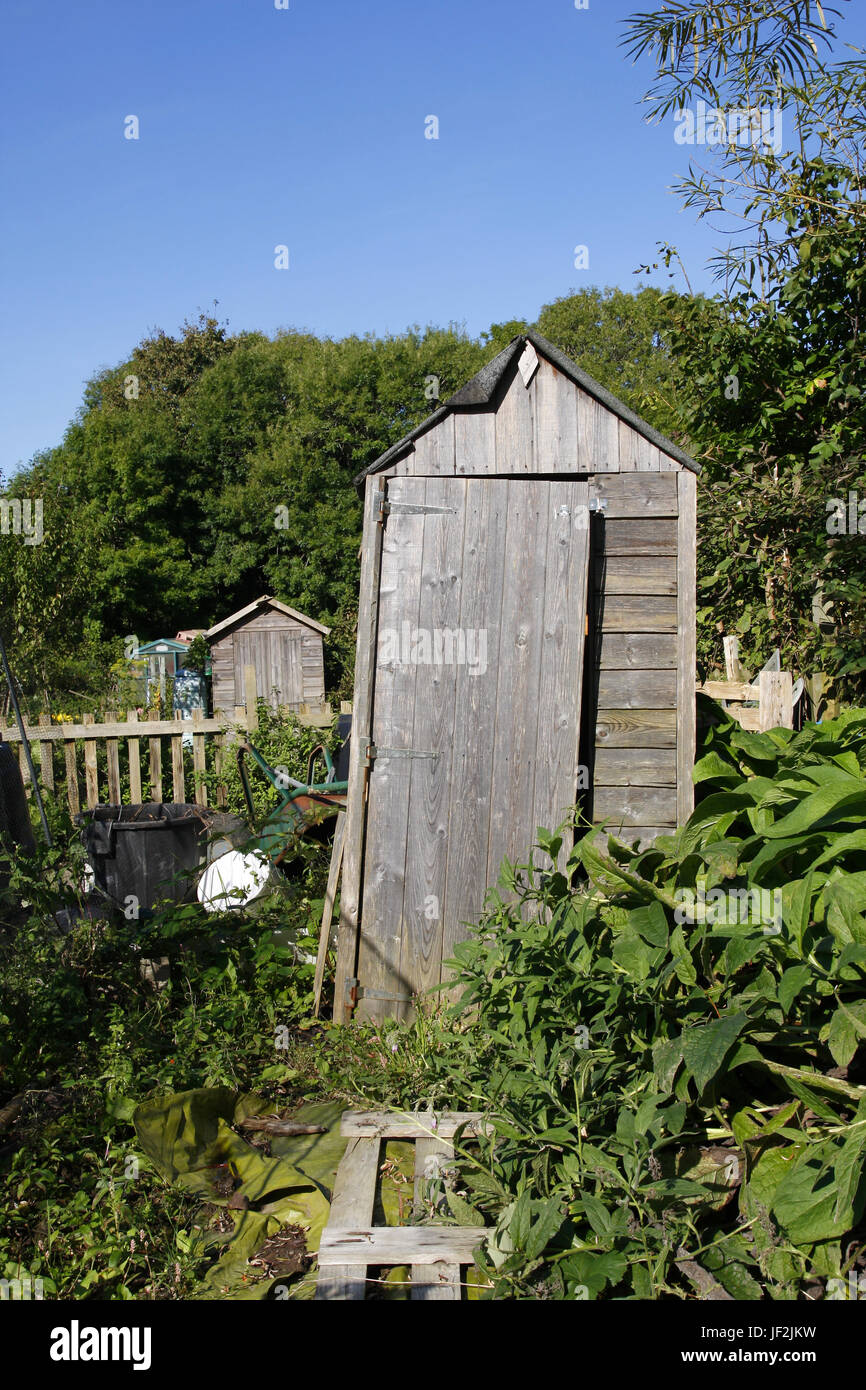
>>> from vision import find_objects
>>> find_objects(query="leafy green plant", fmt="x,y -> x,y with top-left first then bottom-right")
309,708 -> 866,1300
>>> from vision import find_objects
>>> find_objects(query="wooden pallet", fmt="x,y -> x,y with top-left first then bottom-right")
315,1111 -> 492,1301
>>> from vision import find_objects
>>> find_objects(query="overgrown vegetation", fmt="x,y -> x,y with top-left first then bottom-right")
0,738 -> 331,1300
4,708 -> 866,1300
310,708 -> 866,1300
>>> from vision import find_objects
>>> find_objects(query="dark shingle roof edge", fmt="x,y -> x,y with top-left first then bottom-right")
352,331 -> 699,491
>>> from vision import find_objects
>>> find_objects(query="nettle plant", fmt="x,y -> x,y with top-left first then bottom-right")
433,709 -> 866,1300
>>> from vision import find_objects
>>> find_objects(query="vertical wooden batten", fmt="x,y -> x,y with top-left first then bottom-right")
334,479 -> 387,1021
677,468 -> 697,823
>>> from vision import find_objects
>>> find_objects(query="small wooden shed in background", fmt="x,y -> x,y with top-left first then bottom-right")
206,595 -> 330,715
335,330 -> 700,1024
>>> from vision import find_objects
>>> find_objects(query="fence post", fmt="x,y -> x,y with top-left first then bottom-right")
83,713 -> 99,808
759,671 -> 793,732
723,636 -> 743,681
192,708 -> 207,807
64,735 -> 79,818
127,710 -> 142,803
244,665 -> 258,734
105,710 -> 121,803
171,712 -> 185,803
38,714 -> 55,794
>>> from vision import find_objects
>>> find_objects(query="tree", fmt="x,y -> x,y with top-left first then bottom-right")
624,0 -> 866,695
533,286 -> 688,438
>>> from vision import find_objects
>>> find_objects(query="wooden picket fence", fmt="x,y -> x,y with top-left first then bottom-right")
1,666 -> 336,815
697,637 -> 796,733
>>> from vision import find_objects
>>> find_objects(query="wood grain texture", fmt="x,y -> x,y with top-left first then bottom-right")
593,747 -> 677,786
313,811 -> 346,1017
593,785 -> 677,826
593,555 -> 677,594
592,473 -> 678,517
148,737 -> 162,803
495,363 -> 535,473
411,1264 -> 461,1300
334,480 -> 387,1021
314,1134 -> 379,1301
64,741 -> 79,816
192,708 -> 207,806
759,670 -> 793,731
596,669 -> 677,708
356,477 -> 426,1021
106,714 -> 121,804
411,412 -> 456,476
598,633 -> 677,670
318,1227 -> 483,1266
399,476 -> 465,1003
440,478 -> 508,992
455,408 -> 496,477
38,715 -> 54,793
341,1111 -> 492,1139
677,468 -> 697,823
618,420 -> 661,473
83,714 -> 99,809
126,710 -> 142,804
171,715 -> 185,803
595,709 -> 677,748
596,596 -> 677,632
578,388 -> 619,472
603,519 -> 678,555
486,478 -> 548,884
532,360 -> 578,473
533,481 -> 590,865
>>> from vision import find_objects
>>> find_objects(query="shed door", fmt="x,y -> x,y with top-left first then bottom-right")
356,474 -> 591,1020
233,629 -> 303,709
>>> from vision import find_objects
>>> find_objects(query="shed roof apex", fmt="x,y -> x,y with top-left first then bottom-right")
354,330 -> 699,489
205,595 -> 331,640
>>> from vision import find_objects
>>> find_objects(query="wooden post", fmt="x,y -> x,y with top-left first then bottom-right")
723,635 -> 743,682
149,735 -> 163,803
64,737 -> 80,817
313,811 -> 346,1018
127,710 -> 142,803
38,714 -> 54,794
192,708 -> 207,807
171,712 -> 185,803
334,479 -> 386,1021
676,470 -> 697,824
105,710 -> 121,803
244,665 -> 258,734
759,671 -> 793,732
83,713 -> 99,808
214,733 -> 227,808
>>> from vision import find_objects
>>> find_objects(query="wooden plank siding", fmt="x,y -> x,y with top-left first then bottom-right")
341,337 -> 698,1023
589,470 -> 682,846
210,606 -> 327,715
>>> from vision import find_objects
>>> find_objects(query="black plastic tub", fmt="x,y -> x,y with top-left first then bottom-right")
0,742 -> 36,851
77,803 -> 210,914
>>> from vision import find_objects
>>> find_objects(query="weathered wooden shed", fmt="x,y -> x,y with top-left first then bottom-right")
334,331 -> 699,1023
206,596 -> 330,715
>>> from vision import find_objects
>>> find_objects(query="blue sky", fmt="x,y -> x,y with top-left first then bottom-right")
0,0 -> 859,476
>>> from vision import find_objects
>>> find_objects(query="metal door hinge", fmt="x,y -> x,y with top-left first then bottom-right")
589,498 -> 608,514
345,978 -> 413,1005
360,736 -> 439,768
373,491 -> 456,525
